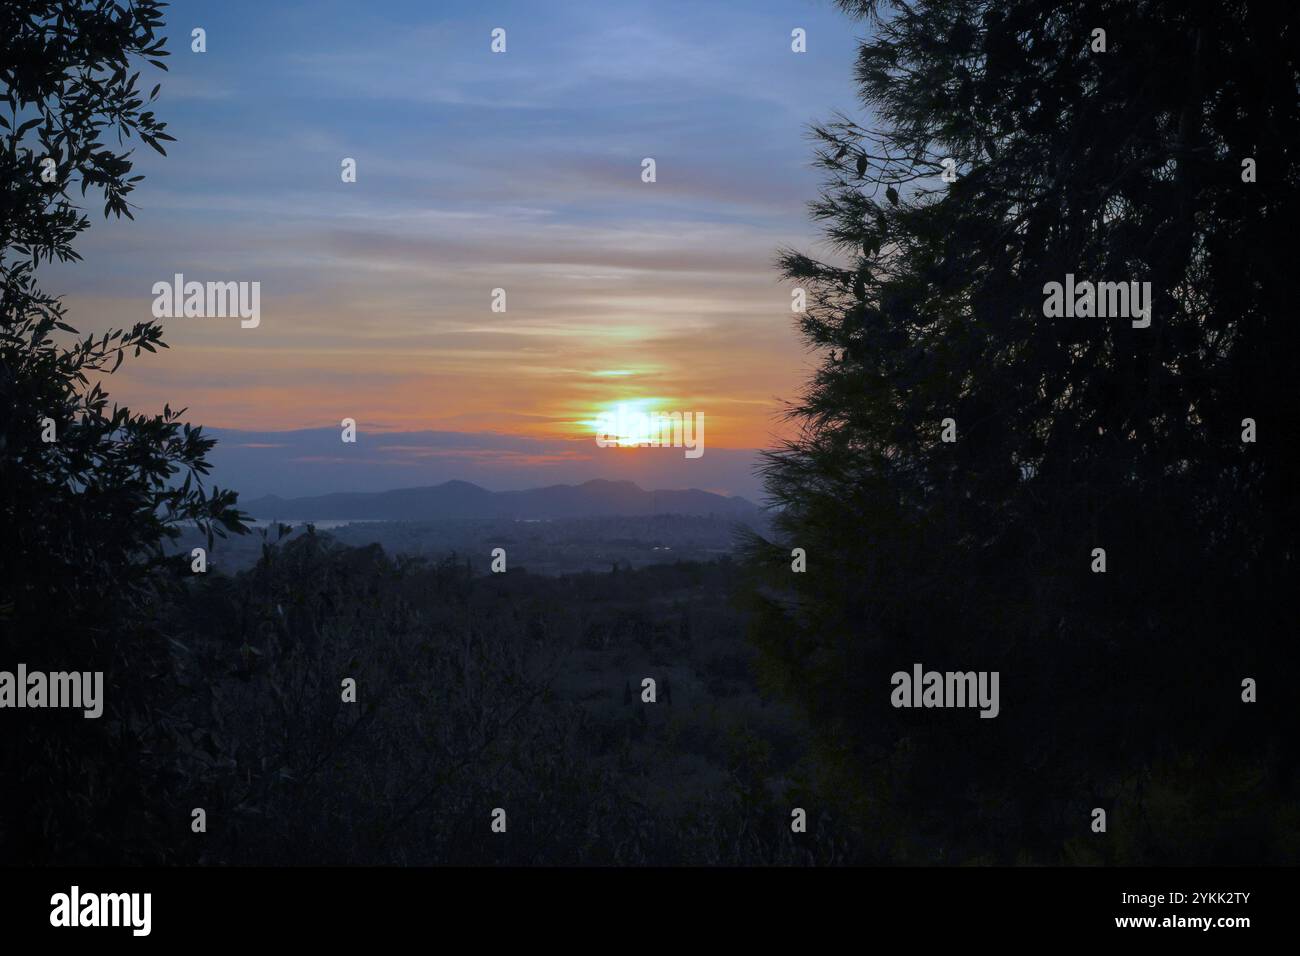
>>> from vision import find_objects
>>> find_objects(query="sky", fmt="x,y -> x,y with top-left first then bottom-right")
46,0 -> 868,498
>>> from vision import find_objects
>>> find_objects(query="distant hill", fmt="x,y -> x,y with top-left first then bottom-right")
240,479 -> 765,523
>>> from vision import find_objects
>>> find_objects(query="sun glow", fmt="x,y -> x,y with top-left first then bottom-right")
581,398 -> 672,446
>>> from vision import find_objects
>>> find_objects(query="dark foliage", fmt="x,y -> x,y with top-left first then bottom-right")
744,0 -> 1299,863
157,531 -> 854,864
1,1 -> 245,863
5,0 -> 1294,868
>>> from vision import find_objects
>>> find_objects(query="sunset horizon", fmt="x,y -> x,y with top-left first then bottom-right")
6,0 -> 1289,920
41,0 -> 864,497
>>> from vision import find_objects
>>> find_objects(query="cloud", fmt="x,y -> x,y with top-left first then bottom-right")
43,0 -> 864,467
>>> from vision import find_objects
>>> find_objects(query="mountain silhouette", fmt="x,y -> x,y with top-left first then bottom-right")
241,479 -> 764,522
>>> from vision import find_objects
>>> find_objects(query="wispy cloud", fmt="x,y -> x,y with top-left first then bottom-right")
46,0 -> 864,473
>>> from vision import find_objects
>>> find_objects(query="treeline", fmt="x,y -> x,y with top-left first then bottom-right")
124,530 -> 854,865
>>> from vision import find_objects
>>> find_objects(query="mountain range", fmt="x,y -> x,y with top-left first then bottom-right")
240,479 -> 765,523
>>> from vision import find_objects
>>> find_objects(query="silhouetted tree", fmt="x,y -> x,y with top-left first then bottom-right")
0,0 -> 245,863
748,0 -> 1297,863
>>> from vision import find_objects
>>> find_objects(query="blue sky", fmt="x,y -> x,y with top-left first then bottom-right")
48,0 -> 871,497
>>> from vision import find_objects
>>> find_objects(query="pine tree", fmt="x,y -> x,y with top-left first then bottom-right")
747,0 -> 1298,863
